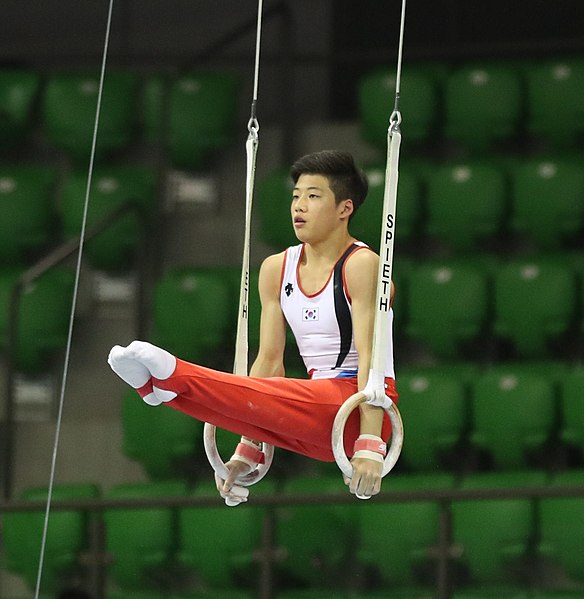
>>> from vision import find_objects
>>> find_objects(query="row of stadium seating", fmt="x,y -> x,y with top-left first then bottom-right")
118,362 -> 584,479
2,471 -> 583,595
3,150 -> 583,275
0,266 -> 75,372
358,56 -> 584,153
2,56 -> 584,168
0,164 -> 157,269
151,254 -> 584,365
0,69 -> 241,168
2,249 -> 583,373
255,154 -> 584,255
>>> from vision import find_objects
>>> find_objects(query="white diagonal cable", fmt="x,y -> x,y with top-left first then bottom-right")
33,1 -> 115,597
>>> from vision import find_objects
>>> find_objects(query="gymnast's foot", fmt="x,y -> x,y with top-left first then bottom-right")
108,340 -> 178,406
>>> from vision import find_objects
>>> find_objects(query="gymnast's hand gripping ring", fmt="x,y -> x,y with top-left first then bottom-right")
203,422 -> 274,487
332,391 -> 404,482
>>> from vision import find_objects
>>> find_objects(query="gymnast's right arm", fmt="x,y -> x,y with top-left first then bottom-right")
249,251 -> 287,378
215,253 -> 287,500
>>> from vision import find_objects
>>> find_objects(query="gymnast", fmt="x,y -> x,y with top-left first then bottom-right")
108,149 -> 398,504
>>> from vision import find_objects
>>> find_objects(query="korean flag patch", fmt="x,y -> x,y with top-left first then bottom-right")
303,307 -> 319,321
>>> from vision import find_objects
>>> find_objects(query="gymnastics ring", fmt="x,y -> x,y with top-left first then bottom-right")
332,391 -> 404,481
203,422 -> 274,487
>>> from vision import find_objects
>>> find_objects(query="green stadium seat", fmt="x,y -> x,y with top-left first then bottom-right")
452,471 -> 546,586
396,369 -> 467,471
59,165 -> 157,271
42,70 -> 139,161
152,267 -> 235,365
493,257 -> 576,357
405,259 -> 488,358
255,166 -> 298,251
560,367 -> 584,461
0,266 -> 76,372
538,470 -> 584,583
510,157 -> 584,250
0,165 -> 58,264
275,475 -> 355,587
358,65 -> 439,150
487,359 -> 569,386
351,164 -> 422,251
104,481 -> 187,590
425,161 -> 507,251
0,69 -> 41,149
177,479 -> 272,588
141,76 -> 165,145
389,254 -> 413,339
356,473 -> 454,589
443,64 -> 522,151
524,59 -> 584,147
143,72 -> 240,170
122,388 -> 204,479
1,483 -> 99,591
412,361 -> 482,388
470,367 -> 556,469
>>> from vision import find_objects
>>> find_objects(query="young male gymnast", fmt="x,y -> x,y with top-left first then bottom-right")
108,150 -> 397,503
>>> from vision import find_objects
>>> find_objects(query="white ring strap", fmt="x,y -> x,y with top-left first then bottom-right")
203,0 -> 274,486
332,0 -> 407,482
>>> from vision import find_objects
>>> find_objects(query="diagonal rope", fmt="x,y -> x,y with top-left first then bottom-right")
33,1 -> 115,596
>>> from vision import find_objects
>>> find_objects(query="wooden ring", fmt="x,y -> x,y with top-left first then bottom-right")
203,423 -> 274,486
332,391 -> 403,479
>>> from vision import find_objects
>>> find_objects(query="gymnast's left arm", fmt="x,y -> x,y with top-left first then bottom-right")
344,249 -> 386,497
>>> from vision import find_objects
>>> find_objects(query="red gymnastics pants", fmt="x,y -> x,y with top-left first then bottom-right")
138,358 -> 398,462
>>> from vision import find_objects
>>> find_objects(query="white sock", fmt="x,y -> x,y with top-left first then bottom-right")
142,392 -> 163,406
152,386 -> 177,403
108,345 -> 151,389
126,340 -> 177,380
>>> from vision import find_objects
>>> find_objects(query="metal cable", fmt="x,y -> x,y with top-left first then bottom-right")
33,1 -> 115,596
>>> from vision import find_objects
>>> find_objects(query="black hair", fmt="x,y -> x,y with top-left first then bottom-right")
290,150 -> 368,219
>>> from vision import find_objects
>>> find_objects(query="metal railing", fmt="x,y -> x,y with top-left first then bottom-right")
1,202 -> 151,501
1,483 -> 584,599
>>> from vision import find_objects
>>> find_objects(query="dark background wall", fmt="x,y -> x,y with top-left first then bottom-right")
330,0 -> 584,117
1,0 -> 583,122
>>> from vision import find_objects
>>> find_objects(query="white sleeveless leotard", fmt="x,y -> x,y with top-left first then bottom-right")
280,242 -> 395,380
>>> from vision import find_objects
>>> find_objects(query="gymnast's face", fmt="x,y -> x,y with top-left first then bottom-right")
291,174 -> 353,243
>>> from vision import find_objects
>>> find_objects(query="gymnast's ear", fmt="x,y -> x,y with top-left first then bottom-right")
339,198 -> 354,219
